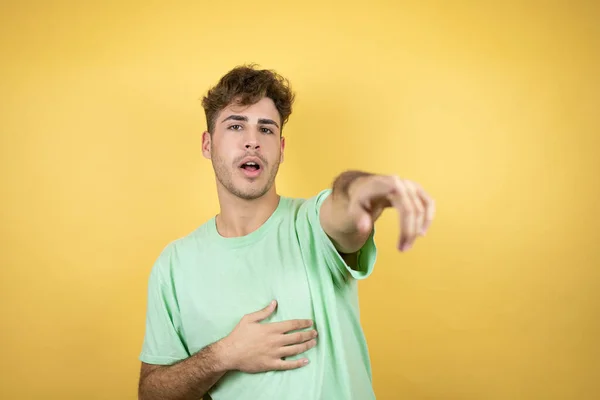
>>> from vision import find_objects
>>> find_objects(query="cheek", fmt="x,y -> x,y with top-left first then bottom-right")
267,138 -> 283,154
211,146 -> 228,165
212,139 -> 235,161
215,149 -> 231,164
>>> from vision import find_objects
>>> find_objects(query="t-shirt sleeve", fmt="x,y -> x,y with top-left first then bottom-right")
139,246 -> 190,365
297,189 -> 377,286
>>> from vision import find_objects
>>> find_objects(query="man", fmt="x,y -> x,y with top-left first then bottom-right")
138,65 -> 435,400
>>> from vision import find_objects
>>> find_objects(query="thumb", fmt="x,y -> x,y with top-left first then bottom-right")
248,300 -> 277,322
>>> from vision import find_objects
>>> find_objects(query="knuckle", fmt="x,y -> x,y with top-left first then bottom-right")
278,360 -> 290,370
267,336 -> 277,346
388,175 -> 402,188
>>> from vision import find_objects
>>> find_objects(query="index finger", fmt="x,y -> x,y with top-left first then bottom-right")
385,179 -> 416,251
416,184 -> 435,234
268,319 -> 314,333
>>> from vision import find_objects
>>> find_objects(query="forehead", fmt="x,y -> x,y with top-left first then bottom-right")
218,97 -> 280,124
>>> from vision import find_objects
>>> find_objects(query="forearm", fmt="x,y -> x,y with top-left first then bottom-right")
139,341 -> 229,400
321,170 -> 373,254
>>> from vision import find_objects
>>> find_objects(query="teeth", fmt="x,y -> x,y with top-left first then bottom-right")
246,162 -> 257,166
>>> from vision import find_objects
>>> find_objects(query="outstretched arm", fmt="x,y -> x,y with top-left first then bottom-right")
320,170 -> 436,257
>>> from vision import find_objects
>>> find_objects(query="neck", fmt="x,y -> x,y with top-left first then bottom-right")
214,185 -> 280,238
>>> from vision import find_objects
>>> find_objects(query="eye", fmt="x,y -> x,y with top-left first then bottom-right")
260,127 -> 274,134
228,124 -> 243,131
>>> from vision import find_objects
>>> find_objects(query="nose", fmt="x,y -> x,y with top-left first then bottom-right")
243,127 -> 261,150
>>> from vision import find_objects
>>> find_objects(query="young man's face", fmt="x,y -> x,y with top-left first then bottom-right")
202,97 -> 285,200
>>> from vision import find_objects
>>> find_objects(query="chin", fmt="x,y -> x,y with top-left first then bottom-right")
229,181 -> 272,201
215,167 -> 276,201
235,189 -> 269,201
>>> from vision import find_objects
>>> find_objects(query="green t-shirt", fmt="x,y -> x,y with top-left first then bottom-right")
140,189 -> 378,399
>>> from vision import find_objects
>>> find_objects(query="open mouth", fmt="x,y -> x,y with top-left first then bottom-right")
240,161 -> 261,172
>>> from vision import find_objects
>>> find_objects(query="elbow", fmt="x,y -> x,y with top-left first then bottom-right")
138,378 -> 149,400
137,369 -> 156,400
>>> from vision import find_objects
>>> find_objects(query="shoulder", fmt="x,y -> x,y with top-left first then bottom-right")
149,219 -> 215,280
282,189 -> 332,217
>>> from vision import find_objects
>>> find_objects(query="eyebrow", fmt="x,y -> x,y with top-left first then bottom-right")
221,114 -> 280,129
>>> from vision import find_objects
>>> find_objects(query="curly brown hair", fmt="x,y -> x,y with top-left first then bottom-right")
201,64 -> 295,135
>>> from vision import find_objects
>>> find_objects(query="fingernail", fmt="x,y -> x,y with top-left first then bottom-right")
304,359 -> 310,364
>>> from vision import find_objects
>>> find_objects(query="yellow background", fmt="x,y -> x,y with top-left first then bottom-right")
1,1 -> 598,399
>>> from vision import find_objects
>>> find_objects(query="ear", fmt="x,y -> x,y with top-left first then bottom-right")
202,131 -> 212,159
280,135 -> 286,163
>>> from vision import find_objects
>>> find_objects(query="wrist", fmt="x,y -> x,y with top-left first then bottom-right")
346,175 -> 370,201
209,337 -> 236,373
333,170 -> 372,200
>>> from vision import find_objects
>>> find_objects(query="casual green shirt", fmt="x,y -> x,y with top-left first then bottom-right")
140,189 -> 378,399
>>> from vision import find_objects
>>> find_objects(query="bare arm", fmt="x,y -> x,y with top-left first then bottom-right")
138,341 -> 227,400
138,300 -> 316,400
320,170 -> 436,255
